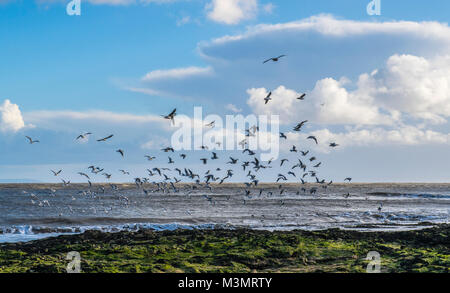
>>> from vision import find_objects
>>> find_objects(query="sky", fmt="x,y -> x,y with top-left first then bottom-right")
1,0 -> 450,183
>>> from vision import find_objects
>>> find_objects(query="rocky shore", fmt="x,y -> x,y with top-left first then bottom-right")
0,225 -> 448,273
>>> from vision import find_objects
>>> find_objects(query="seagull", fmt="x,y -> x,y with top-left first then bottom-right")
25,136 -> 39,144
264,92 -> 272,104
344,178 -> 352,182
297,93 -> 306,100
228,157 -> 238,164
145,155 -> 156,161
162,147 -> 175,153
97,135 -> 113,142
116,149 -> 124,157
51,170 -> 62,176
263,55 -> 286,64
205,121 -> 215,128
307,136 -> 318,144
78,172 -> 90,180
162,108 -> 176,124
293,120 -> 308,132
280,133 -> 287,140
329,142 -> 339,148
76,132 -> 92,140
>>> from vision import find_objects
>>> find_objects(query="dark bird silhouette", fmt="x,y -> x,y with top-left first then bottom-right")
51,170 -> 62,176
97,135 -> 113,142
307,136 -> 318,144
297,93 -> 306,100
263,55 -> 286,64
76,132 -> 92,140
25,136 -> 39,144
293,120 -> 308,131
162,108 -> 177,124
264,92 -> 272,104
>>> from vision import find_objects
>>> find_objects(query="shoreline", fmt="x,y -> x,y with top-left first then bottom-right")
0,224 -> 448,273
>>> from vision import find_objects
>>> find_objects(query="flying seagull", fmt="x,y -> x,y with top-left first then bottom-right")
76,132 -> 92,140
264,92 -> 272,104
293,120 -> 308,132
263,55 -> 286,64
116,149 -> 124,157
307,136 -> 318,144
25,136 -> 39,144
162,108 -> 176,124
97,135 -> 113,142
51,170 -> 62,176
297,93 -> 306,100
329,142 -> 339,148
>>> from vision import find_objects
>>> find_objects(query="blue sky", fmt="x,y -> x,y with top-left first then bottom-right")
1,0 -> 450,183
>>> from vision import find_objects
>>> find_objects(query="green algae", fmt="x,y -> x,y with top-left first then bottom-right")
0,225 -> 448,273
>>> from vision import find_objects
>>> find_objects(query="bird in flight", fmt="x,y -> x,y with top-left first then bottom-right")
263,55 -> 286,64
307,136 -> 318,144
293,121 -> 308,132
116,149 -> 124,157
344,177 -> 352,182
297,93 -> 306,100
76,132 -> 92,140
97,135 -> 113,142
205,121 -> 215,128
329,142 -> 339,148
145,155 -> 156,161
25,136 -> 39,144
264,92 -> 272,104
51,170 -> 62,176
163,108 -> 177,125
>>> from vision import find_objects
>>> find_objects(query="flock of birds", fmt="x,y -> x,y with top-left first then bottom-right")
20,55 -> 385,217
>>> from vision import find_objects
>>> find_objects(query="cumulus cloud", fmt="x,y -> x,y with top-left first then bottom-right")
142,66 -> 213,82
206,0 -> 258,25
361,54 -> 450,124
0,99 -> 26,133
246,86 -> 302,125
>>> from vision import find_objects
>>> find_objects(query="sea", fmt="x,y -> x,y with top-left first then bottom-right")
0,183 -> 449,243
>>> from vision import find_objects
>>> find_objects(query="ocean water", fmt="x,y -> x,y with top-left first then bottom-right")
0,183 -> 449,243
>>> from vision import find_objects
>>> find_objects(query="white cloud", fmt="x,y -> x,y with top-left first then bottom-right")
142,66 -> 213,82
206,0 -> 258,25
176,15 -> 191,26
225,103 -> 242,113
262,3 -> 275,14
246,86 -> 302,125
360,54 -> 450,124
0,99 -> 26,133
310,77 -> 395,126
25,110 -> 162,124
204,14 -> 450,47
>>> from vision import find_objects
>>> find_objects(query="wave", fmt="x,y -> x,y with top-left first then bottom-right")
366,192 -> 450,199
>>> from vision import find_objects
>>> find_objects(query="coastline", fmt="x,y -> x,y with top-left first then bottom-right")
0,224 -> 448,273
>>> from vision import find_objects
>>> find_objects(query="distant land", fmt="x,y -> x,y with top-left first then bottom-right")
0,179 -> 42,183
